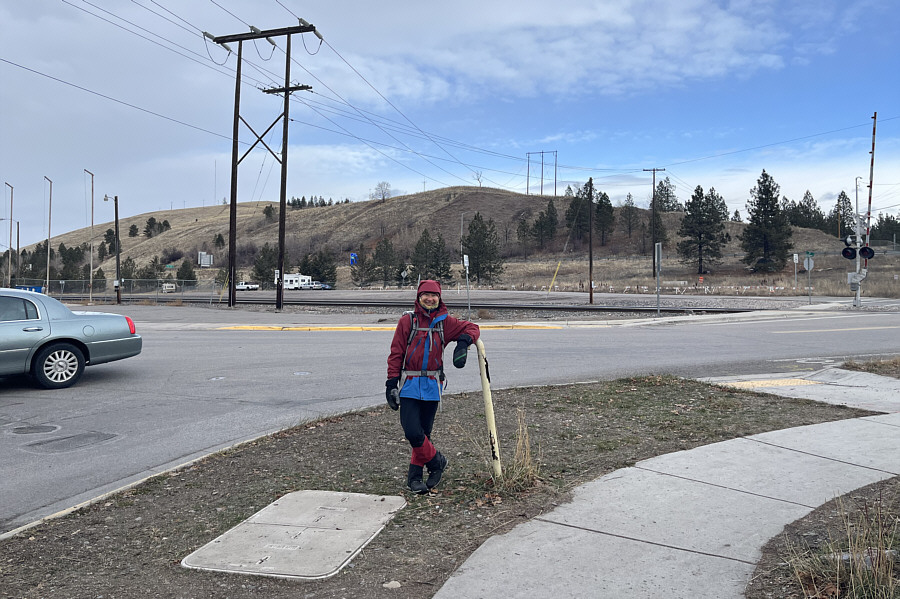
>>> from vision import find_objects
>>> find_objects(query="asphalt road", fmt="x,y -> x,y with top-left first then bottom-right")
2,294 -> 899,535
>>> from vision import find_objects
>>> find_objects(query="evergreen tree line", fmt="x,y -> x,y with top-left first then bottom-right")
287,195 -> 350,209
7,171 -> 898,287
349,212 -> 505,288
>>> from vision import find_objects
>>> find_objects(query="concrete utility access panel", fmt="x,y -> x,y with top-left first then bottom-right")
182,490 -> 406,580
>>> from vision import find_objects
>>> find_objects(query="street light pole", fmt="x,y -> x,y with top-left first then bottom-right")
854,176 -> 863,308
85,169 -> 94,303
104,194 -> 121,304
44,176 -> 52,293
4,182 -> 11,287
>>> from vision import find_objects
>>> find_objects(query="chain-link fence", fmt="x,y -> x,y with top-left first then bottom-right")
10,278 -> 227,302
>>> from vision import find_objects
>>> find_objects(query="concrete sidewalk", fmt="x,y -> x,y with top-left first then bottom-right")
433,369 -> 900,599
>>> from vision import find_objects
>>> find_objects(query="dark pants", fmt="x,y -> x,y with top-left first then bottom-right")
399,396 -> 439,448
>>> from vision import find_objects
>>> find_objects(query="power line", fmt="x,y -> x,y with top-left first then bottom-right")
322,38 -> 491,185
0,58 -> 232,141
286,114 -> 527,179
131,0 -> 199,37
209,0 -> 249,27
661,116 -> 900,169
27,3 -> 900,202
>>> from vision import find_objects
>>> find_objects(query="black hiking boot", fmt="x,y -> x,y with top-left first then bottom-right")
407,464 -> 429,494
425,452 -> 447,490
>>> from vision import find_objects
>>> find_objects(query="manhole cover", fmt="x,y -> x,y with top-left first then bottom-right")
12,425 -> 59,434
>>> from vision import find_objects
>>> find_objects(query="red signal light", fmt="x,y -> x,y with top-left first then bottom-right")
841,247 -> 856,260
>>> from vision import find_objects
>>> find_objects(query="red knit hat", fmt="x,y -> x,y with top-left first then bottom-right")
417,279 -> 441,297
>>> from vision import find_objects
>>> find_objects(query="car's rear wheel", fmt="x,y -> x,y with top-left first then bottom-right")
33,343 -> 85,389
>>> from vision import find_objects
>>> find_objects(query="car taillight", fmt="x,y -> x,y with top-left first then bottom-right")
125,316 -> 136,335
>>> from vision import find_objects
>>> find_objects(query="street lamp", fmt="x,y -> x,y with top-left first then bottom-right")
104,194 -> 121,304
0,217 -> 18,287
85,169 -> 95,303
44,176 -> 52,293
4,182 -> 11,287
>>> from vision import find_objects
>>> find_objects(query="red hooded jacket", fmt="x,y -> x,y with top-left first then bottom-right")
387,281 -> 480,401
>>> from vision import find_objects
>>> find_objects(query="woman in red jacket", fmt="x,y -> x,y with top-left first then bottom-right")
386,280 -> 480,494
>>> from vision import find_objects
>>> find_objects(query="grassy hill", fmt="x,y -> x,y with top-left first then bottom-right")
29,184 -> 884,295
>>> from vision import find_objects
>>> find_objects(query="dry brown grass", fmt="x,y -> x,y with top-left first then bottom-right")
32,185 -> 899,298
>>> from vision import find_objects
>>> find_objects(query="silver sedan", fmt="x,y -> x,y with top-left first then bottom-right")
0,288 -> 142,389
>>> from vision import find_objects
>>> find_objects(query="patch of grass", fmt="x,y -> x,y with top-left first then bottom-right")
2,376 -> 877,599
842,357 -> 900,379
785,492 -> 900,598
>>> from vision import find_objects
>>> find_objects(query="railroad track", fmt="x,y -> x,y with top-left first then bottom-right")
60,293 -> 760,314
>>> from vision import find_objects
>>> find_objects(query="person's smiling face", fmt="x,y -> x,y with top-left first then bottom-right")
418,291 -> 440,310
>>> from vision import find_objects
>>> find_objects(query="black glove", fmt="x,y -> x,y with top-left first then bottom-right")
385,377 -> 400,410
453,334 -> 473,369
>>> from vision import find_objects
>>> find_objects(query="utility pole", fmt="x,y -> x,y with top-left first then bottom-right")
553,150 -> 558,196
84,169 -> 94,303
864,112 -> 877,266
854,176 -> 862,308
526,151 -> 558,196
44,176 -> 52,293
643,168 -> 665,273
104,195 -> 121,304
588,179 -> 594,305
213,21 -> 317,309
5,182 -> 12,287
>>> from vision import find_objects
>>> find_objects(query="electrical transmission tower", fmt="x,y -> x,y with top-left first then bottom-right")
213,22 -> 319,309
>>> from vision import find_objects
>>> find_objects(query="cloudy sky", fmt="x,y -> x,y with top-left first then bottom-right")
1,0 -> 898,249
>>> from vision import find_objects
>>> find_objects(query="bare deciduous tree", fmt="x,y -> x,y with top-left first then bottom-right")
373,181 -> 392,203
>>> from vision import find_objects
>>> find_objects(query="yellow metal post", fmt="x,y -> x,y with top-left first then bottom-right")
476,338 -> 502,480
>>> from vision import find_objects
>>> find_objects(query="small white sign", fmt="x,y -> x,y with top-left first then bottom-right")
463,255 -> 469,268
793,253 -> 798,264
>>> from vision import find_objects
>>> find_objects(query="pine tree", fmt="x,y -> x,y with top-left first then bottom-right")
565,179 -> 594,242
532,198 -> 559,249
144,217 -> 158,238
252,243 -> 278,286
826,191 -> 855,238
373,238 -> 400,287
411,229 -> 453,283
798,190 -> 826,231
177,258 -> 197,282
677,186 -> 730,274
656,177 -> 682,212
871,213 -> 900,241
463,212 -> 504,284
619,193 -> 639,238
516,217 -> 531,259
740,170 -> 793,271
594,191 -> 615,246
299,250 -> 337,283
545,198 -> 558,236
350,247 -> 377,287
